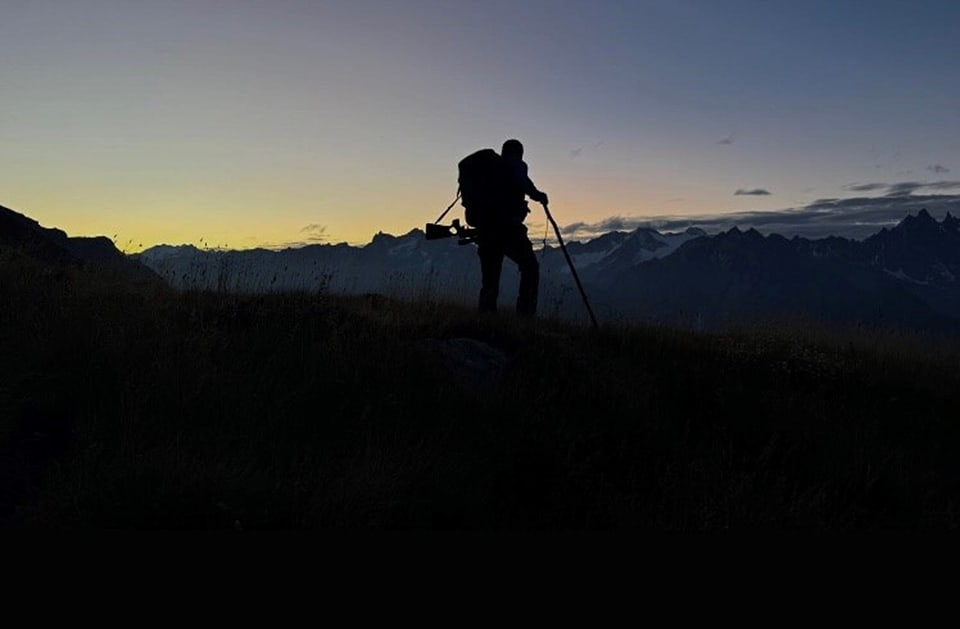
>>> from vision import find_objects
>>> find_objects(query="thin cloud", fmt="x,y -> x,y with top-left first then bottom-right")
928,164 -> 950,174
561,216 -> 634,236
571,141 -> 603,158
922,181 -> 960,190
590,216 -> 632,232
886,182 -> 925,196
239,224 -> 336,249
886,181 -> 960,196
300,224 -> 329,243
843,181 -> 960,196
845,183 -> 888,192
718,133 -> 735,145
735,188 -> 772,196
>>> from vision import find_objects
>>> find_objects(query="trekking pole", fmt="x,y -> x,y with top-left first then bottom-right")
541,202 -> 599,330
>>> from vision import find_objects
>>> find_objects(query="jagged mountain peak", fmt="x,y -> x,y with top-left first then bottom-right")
368,227 -> 426,246
898,208 -> 936,229
569,230 -> 631,254
624,227 -> 667,248
942,212 -> 959,232
880,209 -> 960,242
369,231 -> 399,245
718,225 -> 765,240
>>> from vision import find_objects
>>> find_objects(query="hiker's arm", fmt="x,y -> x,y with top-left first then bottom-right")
520,162 -> 549,205
527,183 -> 548,205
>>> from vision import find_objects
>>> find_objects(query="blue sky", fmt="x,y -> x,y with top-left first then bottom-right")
1,0 -> 958,248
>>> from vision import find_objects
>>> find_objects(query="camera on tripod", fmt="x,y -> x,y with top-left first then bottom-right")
424,219 -> 477,245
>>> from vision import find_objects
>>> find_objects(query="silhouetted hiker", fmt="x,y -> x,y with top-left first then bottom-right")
473,139 -> 549,316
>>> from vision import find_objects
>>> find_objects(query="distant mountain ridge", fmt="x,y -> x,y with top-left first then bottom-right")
134,223 -> 705,316
135,208 -> 960,333
6,200 -> 960,334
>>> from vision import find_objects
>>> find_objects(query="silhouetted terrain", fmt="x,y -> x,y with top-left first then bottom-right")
137,209 -> 960,334
1,204 -> 162,285
3,204 -> 960,528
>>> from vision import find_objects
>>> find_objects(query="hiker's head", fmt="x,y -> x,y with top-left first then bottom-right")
502,139 -> 524,159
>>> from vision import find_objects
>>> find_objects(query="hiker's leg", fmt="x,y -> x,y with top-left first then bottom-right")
505,229 -> 539,317
477,237 -> 504,313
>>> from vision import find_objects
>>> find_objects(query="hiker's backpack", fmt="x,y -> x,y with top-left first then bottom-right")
458,149 -> 519,228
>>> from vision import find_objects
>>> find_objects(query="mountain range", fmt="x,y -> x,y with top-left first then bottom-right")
134,223 -> 707,317
4,201 -> 960,333
134,208 -> 960,333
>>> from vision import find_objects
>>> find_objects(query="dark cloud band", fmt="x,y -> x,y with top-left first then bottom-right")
561,193 -> 960,241
845,181 -> 960,196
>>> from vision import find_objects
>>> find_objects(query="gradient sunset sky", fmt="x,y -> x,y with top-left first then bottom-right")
2,0 -> 958,249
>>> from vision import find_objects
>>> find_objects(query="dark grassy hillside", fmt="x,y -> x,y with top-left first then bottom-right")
3,246 -> 960,529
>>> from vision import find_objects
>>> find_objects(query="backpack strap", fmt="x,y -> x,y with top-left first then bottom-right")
434,188 -> 461,224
